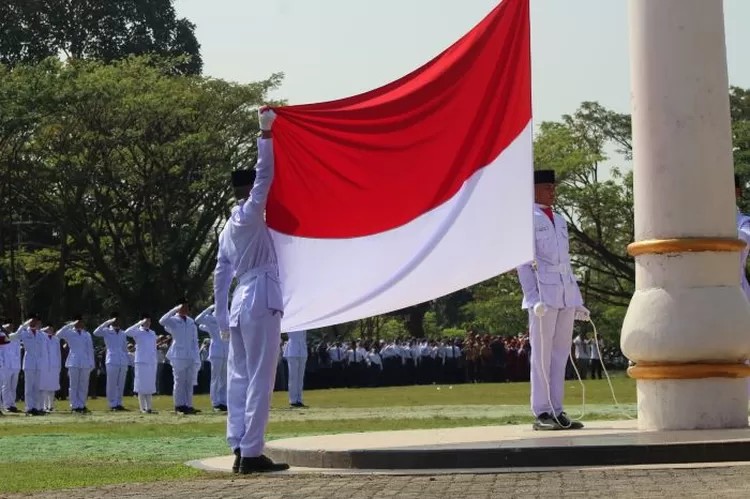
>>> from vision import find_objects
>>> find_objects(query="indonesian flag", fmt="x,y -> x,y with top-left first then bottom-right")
269,0 -> 532,331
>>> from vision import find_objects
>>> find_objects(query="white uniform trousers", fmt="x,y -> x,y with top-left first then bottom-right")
106,364 -> 128,408
0,368 -> 19,409
529,307 -> 575,417
171,359 -> 196,408
227,311 -> 280,457
68,367 -> 91,409
23,368 -> 42,411
286,357 -> 307,404
209,357 -> 228,407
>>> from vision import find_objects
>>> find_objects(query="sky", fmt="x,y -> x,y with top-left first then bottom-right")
174,0 -> 750,127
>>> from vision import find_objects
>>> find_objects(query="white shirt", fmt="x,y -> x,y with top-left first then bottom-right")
159,309 -> 199,363
93,322 -> 130,366
195,307 -> 229,360
367,352 -> 383,369
42,333 -> 61,371
328,345 -> 344,362
124,324 -> 158,365
588,338 -> 603,360
573,335 -> 590,360
517,204 -> 584,310
0,332 -> 21,370
213,138 -> 282,333
56,326 -> 95,369
10,327 -> 48,370
737,209 -> 750,301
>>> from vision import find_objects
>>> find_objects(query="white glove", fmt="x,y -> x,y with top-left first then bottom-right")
138,319 -> 148,327
105,318 -> 117,326
258,107 -> 277,131
575,306 -> 590,322
22,318 -> 33,327
67,320 -> 78,327
220,330 -> 230,342
533,302 -> 547,317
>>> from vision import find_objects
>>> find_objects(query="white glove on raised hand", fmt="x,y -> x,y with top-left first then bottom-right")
138,319 -> 148,327
105,318 -> 117,326
574,306 -> 590,322
258,107 -> 277,131
220,330 -> 230,342
22,318 -> 33,327
533,302 -> 548,317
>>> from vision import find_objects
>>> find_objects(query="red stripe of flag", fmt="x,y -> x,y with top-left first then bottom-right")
269,0 -> 531,238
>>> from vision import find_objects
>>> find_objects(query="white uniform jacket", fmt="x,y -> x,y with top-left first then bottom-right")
516,204 -> 583,310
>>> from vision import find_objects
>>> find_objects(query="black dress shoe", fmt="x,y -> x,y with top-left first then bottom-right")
7,406 -> 19,413
556,412 -> 584,430
532,412 -> 562,431
232,448 -> 241,473
238,455 -> 290,474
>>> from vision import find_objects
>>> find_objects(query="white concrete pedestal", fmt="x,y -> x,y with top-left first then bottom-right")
622,0 -> 750,430
636,379 -> 748,431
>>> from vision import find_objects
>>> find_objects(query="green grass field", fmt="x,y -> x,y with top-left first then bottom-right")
0,376 -> 637,494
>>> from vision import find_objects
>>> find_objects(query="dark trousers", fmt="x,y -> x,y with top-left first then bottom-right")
589,359 -> 603,379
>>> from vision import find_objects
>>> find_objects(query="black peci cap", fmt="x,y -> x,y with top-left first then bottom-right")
534,169 -> 555,185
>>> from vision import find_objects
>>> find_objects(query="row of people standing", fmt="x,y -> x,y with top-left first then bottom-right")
0,302 -> 229,415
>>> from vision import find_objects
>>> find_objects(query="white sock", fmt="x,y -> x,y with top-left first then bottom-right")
145,394 -> 152,411
138,394 -> 147,411
43,391 -> 53,409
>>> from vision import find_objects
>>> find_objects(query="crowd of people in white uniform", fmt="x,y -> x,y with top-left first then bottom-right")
0,303 -> 228,416
0,308 -> 621,417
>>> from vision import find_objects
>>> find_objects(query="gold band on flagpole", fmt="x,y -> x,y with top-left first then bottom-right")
627,362 -> 750,380
627,238 -> 746,257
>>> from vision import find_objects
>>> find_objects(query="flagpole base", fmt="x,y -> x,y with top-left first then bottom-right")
634,378 -> 748,431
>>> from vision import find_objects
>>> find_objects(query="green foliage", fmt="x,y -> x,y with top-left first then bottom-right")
0,0 -> 203,74
732,87 -> 750,212
461,274 -> 527,335
0,56 -> 282,322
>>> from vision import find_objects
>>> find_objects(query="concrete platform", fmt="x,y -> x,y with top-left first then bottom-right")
189,420 -> 750,473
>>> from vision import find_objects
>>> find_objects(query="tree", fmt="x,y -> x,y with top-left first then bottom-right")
0,0 -> 202,74
534,102 -> 635,309
0,56 -> 282,322
731,87 -> 750,212
461,274 -> 527,335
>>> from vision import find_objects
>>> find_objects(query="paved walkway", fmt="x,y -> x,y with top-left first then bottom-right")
8,465 -> 750,498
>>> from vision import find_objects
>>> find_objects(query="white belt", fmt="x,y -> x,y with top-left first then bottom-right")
537,263 -> 572,275
236,263 -> 278,284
